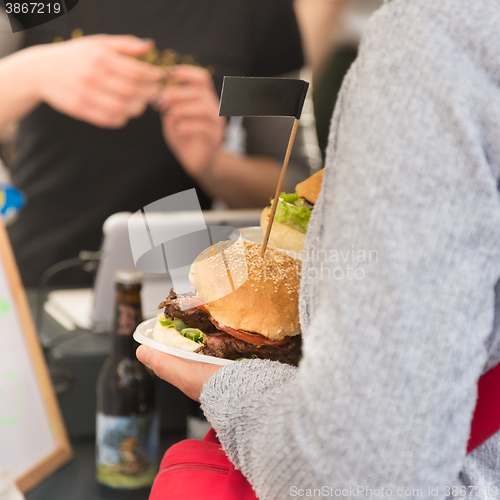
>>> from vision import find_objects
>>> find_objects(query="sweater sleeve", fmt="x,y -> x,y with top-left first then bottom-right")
201,1 -> 500,498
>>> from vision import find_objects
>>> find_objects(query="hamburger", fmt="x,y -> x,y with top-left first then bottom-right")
260,168 -> 324,253
152,240 -> 302,362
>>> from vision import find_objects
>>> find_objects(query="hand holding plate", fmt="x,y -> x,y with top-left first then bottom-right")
136,344 -> 221,402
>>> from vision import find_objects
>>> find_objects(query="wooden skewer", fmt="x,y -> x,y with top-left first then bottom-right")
261,117 -> 300,258
208,226 -> 235,291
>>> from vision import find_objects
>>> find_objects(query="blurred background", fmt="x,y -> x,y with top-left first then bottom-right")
0,1 -> 383,498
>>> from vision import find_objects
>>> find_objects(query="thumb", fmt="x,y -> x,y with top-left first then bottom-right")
100,35 -> 155,57
136,345 -> 177,381
136,345 -> 152,368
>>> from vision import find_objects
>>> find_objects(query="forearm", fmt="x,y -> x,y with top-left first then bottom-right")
194,114 -> 314,208
0,46 -> 41,132
193,149 -> 283,208
294,0 -> 347,75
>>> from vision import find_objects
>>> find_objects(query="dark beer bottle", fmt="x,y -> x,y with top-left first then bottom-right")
96,270 -> 159,489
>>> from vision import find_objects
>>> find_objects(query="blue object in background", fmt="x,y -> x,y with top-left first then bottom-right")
0,184 -> 25,223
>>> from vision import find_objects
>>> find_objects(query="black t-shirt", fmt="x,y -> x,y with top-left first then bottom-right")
7,0 -> 303,286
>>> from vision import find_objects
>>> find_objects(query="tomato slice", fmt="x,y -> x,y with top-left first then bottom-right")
213,321 -> 290,346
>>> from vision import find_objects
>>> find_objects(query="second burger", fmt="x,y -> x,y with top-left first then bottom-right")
260,168 -> 324,254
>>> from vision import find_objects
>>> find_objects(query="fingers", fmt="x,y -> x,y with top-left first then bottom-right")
156,86 -> 220,116
42,39 -> 216,129
166,64 -> 215,90
98,34 -> 156,57
80,35 -> 162,85
157,83 -> 224,137
136,346 -> 177,383
156,85 -> 208,110
98,70 -> 160,103
81,90 -> 148,128
64,37 -> 162,126
97,39 -> 163,114
108,51 -> 163,85
65,90 -> 148,128
160,98 -> 225,168
60,64 -> 152,127
160,97 -> 220,122
136,345 -> 221,401
156,71 -> 226,175
163,117 -> 221,143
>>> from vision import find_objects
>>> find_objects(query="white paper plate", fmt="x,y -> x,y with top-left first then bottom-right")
133,318 -> 235,366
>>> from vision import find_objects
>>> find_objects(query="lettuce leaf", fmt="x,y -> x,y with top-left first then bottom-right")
159,317 -> 189,331
180,328 -> 205,343
272,192 -> 312,234
159,317 -> 205,344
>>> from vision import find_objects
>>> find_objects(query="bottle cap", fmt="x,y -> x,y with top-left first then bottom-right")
114,269 -> 144,285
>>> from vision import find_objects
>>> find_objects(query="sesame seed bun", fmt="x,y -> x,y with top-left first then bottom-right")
296,168 -> 324,205
260,206 -> 306,253
189,240 -> 301,341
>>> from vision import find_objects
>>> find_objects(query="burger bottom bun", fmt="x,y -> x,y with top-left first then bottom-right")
152,318 -> 199,352
260,207 -> 306,254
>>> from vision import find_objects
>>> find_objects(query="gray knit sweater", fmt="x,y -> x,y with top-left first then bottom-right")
200,1 -> 500,498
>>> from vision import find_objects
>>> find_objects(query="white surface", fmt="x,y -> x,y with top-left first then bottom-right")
134,318 -> 235,366
43,301 -> 77,332
0,268 -> 57,479
0,469 -> 25,500
44,283 -> 173,332
44,288 -> 94,331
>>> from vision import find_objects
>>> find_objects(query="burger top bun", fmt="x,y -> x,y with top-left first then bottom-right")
260,206 -> 305,254
295,168 -> 324,205
189,240 -> 301,341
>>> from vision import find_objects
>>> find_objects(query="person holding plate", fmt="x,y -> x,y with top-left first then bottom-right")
137,0 -> 500,498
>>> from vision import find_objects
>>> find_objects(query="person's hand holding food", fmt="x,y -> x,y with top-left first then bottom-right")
136,240 -> 302,400
155,64 -> 226,178
27,34 -> 163,127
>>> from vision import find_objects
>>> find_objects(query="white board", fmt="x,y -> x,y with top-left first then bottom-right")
0,220 -> 72,492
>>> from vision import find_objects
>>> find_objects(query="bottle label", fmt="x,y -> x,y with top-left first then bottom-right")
117,302 -> 141,336
96,412 -> 159,489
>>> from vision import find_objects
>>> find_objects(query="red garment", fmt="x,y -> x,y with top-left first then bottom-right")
149,428 -> 258,500
150,363 -> 500,499
467,362 -> 500,454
